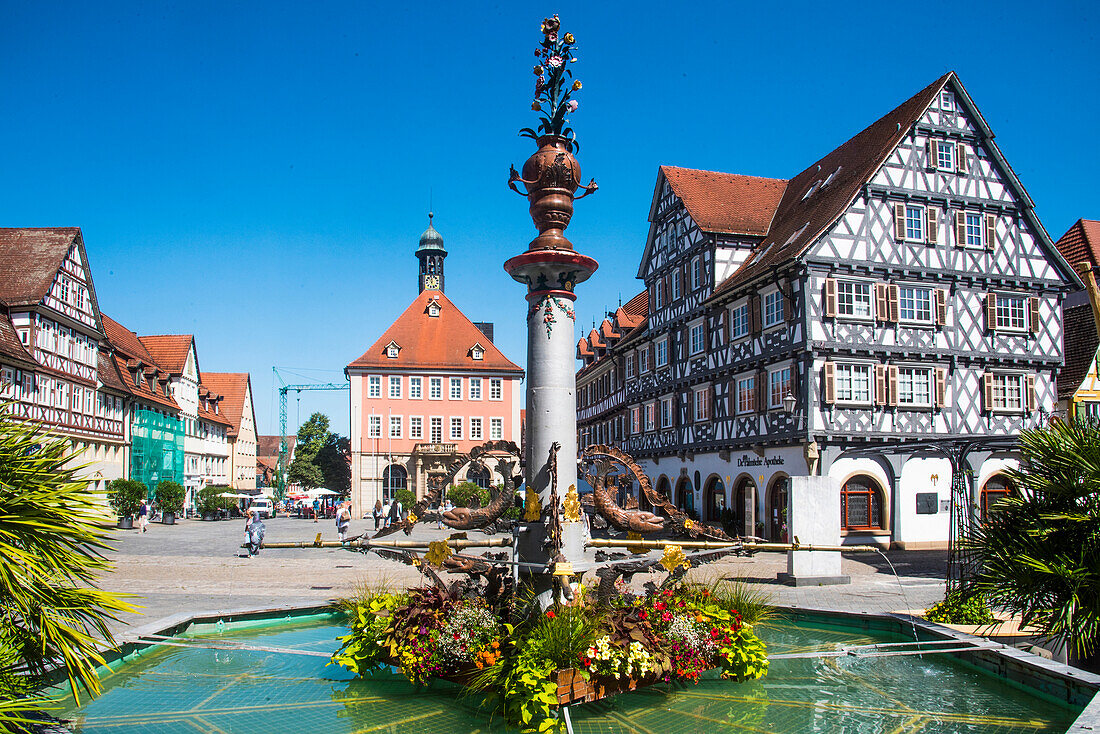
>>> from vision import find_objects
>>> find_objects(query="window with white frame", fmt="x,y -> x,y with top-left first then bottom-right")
644,403 -> 655,431
430,417 -> 443,442
640,348 -> 650,373
694,388 -> 710,421
835,363 -> 872,404
626,352 -> 636,378
469,377 -> 482,400
837,281 -> 872,318
409,377 -> 422,399
389,376 -> 401,399
471,346 -> 484,360
896,367 -> 933,407
661,397 -> 673,428
410,416 -> 423,439
450,377 -> 462,400
905,205 -> 925,241
940,91 -> 954,111
691,257 -> 701,290
731,304 -> 749,339
654,278 -> 664,309
689,323 -> 705,355
769,367 -> 792,409
631,407 -> 641,434
992,374 -> 1025,411
389,415 -> 402,438
935,141 -> 955,171
965,213 -> 983,247
489,417 -> 503,440
763,291 -> 784,327
386,344 -> 399,358
737,376 -> 755,414
368,375 -> 381,398
996,295 -> 1027,331
671,267 -> 681,300
656,339 -> 668,367
450,417 -> 463,440
898,286 -> 932,323
470,417 -> 483,440
369,415 -> 382,438
429,377 -> 442,399
489,378 -> 503,400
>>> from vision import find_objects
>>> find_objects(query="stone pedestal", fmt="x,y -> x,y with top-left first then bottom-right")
778,475 -> 850,586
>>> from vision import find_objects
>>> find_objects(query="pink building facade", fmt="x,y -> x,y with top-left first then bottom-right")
346,219 -> 524,517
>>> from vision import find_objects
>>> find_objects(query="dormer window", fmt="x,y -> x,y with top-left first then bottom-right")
385,341 -> 401,358
428,302 -> 441,317
470,343 -> 485,361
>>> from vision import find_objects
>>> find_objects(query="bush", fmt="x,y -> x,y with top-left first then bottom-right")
155,480 -> 185,515
197,485 -> 233,515
925,591 -> 996,625
107,479 -> 146,518
395,488 -> 417,510
447,481 -> 489,509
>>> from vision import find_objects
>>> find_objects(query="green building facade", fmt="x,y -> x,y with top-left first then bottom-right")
130,408 -> 185,493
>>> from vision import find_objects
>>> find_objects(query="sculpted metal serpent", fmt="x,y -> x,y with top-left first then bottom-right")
589,458 -> 665,533
442,458 -> 520,529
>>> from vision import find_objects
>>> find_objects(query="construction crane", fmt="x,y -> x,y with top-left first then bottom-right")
273,368 -> 350,499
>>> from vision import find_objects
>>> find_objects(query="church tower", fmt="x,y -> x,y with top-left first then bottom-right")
416,213 -> 447,293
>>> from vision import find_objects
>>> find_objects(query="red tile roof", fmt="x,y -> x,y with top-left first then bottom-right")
138,334 -> 195,375
1059,302 -> 1099,400
101,313 -> 181,411
257,434 -> 295,459
660,167 -> 787,236
615,291 -> 648,329
197,395 -> 233,428
710,72 -> 953,300
577,338 -> 594,358
1054,219 -> 1100,270
0,228 -> 82,307
0,312 -> 37,370
96,348 -> 130,394
600,319 -> 620,340
588,328 -> 606,349
201,372 -> 251,437
347,290 -> 523,373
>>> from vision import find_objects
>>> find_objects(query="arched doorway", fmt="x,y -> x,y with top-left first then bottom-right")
467,466 -> 491,489
767,475 -> 790,542
382,464 -> 407,502
733,476 -> 758,537
655,476 -> 671,515
841,475 -> 886,531
675,477 -> 693,513
980,474 -> 1014,521
704,476 -> 726,522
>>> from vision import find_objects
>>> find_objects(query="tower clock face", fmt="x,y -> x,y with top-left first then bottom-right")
424,274 -> 441,290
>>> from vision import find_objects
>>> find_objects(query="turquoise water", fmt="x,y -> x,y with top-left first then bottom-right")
51,616 -> 1081,733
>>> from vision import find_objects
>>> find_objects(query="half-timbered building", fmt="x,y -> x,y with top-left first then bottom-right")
1053,219 -> 1100,418
576,72 -> 1077,549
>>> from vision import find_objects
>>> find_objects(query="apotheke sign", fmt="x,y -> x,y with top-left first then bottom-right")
736,454 -> 785,468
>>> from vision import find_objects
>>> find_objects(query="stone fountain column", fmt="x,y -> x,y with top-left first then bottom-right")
504,135 -> 598,578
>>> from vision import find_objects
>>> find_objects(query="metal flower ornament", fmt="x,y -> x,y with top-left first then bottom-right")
521,14 -> 583,148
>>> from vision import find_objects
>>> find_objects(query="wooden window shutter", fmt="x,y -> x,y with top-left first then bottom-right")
1028,297 -> 1040,335
824,362 -> 836,405
934,288 -> 947,326
926,206 -> 939,245
934,367 -> 947,408
887,365 -> 899,406
709,385 -> 716,420
893,203 -> 906,240
649,343 -> 655,367
824,278 -> 838,317
955,211 -> 967,246
984,214 -> 996,251
985,293 -> 998,332
874,365 -> 887,406
750,295 -> 761,335
703,316 -> 710,351
785,285 -> 796,323
982,372 -> 994,412
875,283 -> 889,321
956,143 -> 968,174
728,378 -> 736,416
925,138 -> 936,170
887,285 -> 900,323
757,370 -> 767,413
664,274 -> 672,303
1025,375 -> 1037,413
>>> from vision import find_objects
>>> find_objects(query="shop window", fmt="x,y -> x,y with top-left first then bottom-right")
841,475 -> 884,530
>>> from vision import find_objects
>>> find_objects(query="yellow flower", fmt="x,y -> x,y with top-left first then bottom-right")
425,540 -> 452,566
563,32 -> 574,44
407,513 -> 417,524
572,80 -> 582,91
682,518 -> 694,530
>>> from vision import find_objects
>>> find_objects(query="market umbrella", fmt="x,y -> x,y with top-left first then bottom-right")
306,488 -> 340,497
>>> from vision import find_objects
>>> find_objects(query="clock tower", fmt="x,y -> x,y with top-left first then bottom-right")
416,212 -> 447,293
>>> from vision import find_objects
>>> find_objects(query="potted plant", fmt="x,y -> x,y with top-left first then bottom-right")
197,486 -> 226,521
107,479 -> 146,529
155,480 -> 185,525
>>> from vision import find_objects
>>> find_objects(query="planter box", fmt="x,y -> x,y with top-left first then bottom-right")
162,513 -> 176,525
118,517 -> 134,530
555,668 -> 641,705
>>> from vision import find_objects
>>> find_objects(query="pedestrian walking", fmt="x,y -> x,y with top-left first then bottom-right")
312,497 -> 321,523
389,496 -> 403,527
336,501 -> 351,542
372,500 -> 383,530
137,499 -> 149,533
382,499 -> 392,528
244,508 -> 265,557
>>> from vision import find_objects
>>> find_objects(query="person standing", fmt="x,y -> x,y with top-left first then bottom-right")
336,501 -> 351,542
312,497 -> 321,523
382,499 -> 392,528
372,500 -> 383,530
389,496 -> 403,527
137,499 -> 149,533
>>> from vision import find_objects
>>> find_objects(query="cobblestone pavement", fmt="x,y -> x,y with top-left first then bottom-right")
101,515 -> 948,636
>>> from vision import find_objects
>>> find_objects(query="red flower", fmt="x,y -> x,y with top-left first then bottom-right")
654,602 -> 666,611
639,610 -> 648,620
453,633 -> 460,640
661,612 -> 672,622
546,610 -> 556,618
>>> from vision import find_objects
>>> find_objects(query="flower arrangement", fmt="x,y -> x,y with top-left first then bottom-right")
332,580 -> 770,732
520,14 -> 583,147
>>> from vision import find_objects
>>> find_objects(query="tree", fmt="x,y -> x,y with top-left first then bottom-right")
288,412 -> 328,488
0,402 -> 135,729
317,434 -> 351,495
969,417 -> 1100,663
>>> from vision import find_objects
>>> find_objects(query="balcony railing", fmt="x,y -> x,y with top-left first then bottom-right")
413,442 -> 458,455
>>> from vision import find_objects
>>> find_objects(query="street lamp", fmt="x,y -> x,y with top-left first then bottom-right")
783,391 -> 797,415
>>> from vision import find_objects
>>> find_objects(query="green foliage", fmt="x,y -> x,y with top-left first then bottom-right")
716,625 -> 769,681
0,402 -> 136,729
316,435 -> 351,495
448,481 -> 489,509
526,605 -> 600,672
968,417 -> 1100,659
502,505 -> 523,521
925,591 -> 996,625
106,479 -> 146,518
697,577 -> 776,627
394,488 -> 417,511
289,413 -> 349,493
197,485 -> 233,515
154,480 -> 185,515
331,592 -> 403,676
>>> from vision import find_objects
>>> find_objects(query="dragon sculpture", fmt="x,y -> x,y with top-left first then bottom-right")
442,458 -> 521,529
588,458 -> 665,533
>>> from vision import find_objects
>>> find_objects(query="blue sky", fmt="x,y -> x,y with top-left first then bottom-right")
2,1 -> 1096,436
